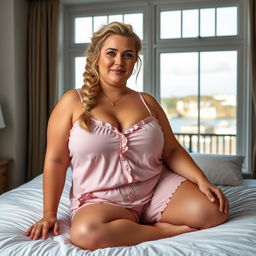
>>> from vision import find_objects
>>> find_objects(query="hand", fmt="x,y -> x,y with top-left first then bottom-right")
25,215 -> 59,240
197,180 -> 229,214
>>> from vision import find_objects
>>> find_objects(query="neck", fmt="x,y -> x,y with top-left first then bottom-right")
99,85 -> 130,107
100,84 -> 129,98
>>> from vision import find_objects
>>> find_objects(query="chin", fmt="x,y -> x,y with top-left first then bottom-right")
110,79 -> 126,86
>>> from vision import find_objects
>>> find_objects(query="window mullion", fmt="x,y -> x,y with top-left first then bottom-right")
198,51 -> 201,153
180,10 -> 183,38
214,7 -> 217,36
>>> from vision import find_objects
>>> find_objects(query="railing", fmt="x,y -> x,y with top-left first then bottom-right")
174,133 -> 237,155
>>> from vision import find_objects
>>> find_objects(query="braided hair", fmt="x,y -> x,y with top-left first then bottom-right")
78,22 -> 142,131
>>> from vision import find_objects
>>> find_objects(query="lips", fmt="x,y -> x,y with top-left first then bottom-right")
111,69 -> 125,74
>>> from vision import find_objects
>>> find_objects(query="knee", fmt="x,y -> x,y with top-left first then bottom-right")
70,222 -> 107,251
190,201 -> 229,229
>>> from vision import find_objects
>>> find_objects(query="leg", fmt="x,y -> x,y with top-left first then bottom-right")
160,180 -> 228,229
70,203 -> 196,250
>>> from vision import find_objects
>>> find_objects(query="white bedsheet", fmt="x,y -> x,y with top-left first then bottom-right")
0,169 -> 256,256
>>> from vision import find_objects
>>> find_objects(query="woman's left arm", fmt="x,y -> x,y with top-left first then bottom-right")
143,93 -> 228,213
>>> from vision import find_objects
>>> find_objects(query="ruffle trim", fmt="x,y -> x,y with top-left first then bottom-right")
90,116 -> 158,135
156,177 -> 187,222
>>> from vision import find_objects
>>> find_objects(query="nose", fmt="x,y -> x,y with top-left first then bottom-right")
114,54 -> 123,66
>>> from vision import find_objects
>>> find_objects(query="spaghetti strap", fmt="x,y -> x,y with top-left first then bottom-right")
76,88 -> 83,103
139,92 -> 152,116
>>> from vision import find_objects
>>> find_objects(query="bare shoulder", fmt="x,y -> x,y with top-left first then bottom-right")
48,89 -> 81,125
53,89 -> 80,113
58,89 -> 80,106
140,92 -> 163,118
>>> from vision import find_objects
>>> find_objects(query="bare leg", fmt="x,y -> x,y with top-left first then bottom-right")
160,180 -> 228,229
70,204 -> 196,250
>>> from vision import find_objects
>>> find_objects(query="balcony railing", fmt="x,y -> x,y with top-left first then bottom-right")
174,133 -> 236,155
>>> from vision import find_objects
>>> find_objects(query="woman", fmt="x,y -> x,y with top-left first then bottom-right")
26,22 -> 228,250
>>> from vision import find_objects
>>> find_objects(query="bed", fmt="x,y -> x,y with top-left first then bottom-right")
0,155 -> 256,256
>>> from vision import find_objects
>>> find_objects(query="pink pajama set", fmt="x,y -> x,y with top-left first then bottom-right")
68,89 -> 186,223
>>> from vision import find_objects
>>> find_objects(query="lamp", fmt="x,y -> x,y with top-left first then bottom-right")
0,105 -> 6,129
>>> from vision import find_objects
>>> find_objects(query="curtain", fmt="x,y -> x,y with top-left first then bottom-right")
250,0 -> 256,178
27,0 -> 60,180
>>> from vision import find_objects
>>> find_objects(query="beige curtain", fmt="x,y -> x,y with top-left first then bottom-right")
27,0 -> 60,180
250,0 -> 256,178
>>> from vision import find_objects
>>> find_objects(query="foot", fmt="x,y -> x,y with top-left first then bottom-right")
154,222 -> 198,237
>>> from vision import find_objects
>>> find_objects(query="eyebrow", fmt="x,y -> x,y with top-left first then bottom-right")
105,48 -> 135,52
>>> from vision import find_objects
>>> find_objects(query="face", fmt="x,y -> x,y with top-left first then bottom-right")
97,35 -> 137,88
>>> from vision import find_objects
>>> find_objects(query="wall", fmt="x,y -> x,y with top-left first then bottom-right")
0,0 -> 28,189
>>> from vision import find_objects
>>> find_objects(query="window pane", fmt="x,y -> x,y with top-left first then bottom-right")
93,16 -> 107,33
127,55 -> 143,92
75,17 -> 92,43
217,7 -> 237,36
200,51 -> 237,137
200,8 -> 215,37
108,15 -> 123,23
160,11 -> 181,39
75,57 -> 86,89
124,13 -> 143,39
182,9 -> 199,38
75,13 -> 143,43
160,52 -> 198,137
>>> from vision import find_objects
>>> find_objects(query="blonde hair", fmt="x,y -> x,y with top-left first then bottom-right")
78,22 -> 142,131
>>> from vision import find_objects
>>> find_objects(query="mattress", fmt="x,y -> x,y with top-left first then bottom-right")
0,168 -> 256,256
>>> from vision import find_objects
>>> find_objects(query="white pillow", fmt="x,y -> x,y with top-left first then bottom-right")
190,153 -> 244,186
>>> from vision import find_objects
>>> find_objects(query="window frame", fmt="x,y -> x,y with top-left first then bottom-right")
63,1 -> 149,93
61,0 -> 251,173
152,0 -> 251,173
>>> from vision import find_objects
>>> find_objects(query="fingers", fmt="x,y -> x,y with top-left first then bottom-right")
205,189 -> 216,203
200,182 -> 229,215
210,187 -> 229,214
53,222 -> 59,236
25,225 -> 33,236
34,223 -> 45,240
25,220 -> 59,240
214,188 -> 224,212
28,223 -> 44,240
42,222 -> 50,240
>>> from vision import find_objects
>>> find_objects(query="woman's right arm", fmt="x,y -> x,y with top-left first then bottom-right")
25,90 -> 78,240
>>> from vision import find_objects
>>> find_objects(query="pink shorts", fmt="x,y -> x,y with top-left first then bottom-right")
71,171 -> 186,224
141,170 -> 186,223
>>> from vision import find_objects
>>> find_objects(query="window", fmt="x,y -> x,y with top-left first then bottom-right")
160,6 -> 238,39
75,13 -> 143,43
156,1 -> 243,157
63,0 -> 250,172
160,51 -> 237,154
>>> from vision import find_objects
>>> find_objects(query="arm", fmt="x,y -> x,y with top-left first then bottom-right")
142,93 -> 228,213
26,90 -> 78,239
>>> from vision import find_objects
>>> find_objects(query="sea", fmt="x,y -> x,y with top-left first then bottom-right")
169,117 -> 236,134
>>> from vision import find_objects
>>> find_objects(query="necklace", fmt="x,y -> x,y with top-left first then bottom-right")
102,92 -> 123,107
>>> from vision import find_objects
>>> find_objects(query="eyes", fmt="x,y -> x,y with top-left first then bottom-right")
106,51 -> 134,59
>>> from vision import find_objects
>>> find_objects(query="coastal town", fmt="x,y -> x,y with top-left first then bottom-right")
161,95 -> 237,154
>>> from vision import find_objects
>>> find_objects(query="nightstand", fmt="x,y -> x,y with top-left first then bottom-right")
0,158 -> 11,194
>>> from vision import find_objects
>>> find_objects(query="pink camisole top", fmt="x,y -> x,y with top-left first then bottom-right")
68,89 -> 166,213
